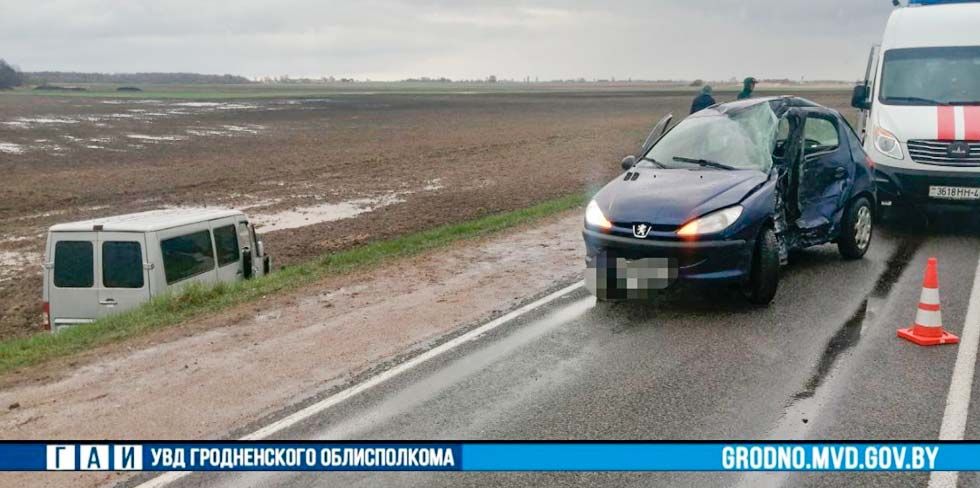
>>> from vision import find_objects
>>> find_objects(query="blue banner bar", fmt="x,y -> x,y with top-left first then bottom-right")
464,443 -> 944,471
5,442 -> 980,472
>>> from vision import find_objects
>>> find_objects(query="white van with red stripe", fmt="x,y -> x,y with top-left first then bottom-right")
852,1 -> 980,212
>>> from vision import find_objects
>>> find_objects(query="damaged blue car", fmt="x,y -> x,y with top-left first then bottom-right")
583,96 -> 876,304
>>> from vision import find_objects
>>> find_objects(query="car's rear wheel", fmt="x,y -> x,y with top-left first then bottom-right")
838,196 -> 873,260
742,225 -> 779,305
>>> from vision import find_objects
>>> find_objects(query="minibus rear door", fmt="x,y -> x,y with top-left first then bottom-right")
47,232 -> 99,330
97,232 -> 151,317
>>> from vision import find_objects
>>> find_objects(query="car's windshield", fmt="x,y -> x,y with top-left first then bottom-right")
640,102 -> 778,172
879,46 -> 980,106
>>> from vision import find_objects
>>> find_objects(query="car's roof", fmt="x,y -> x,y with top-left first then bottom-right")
692,96 -> 824,118
49,207 -> 244,233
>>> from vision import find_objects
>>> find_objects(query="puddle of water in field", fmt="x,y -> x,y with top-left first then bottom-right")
101,100 -> 163,105
186,129 -> 228,137
0,235 -> 39,244
11,117 -> 78,125
251,193 -> 407,233
221,124 -> 263,133
3,205 -> 111,223
171,102 -> 258,110
0,250 -> 41,282
0,142 -> 25,154
126,134 -> 187,142
1,97 -> 280,157
250,179 -> 443,233
172,102 -> 223,107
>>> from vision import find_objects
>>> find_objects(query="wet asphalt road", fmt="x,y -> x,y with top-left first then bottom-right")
171,216 -> 980,488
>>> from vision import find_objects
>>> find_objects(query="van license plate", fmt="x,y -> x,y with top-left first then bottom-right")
929,185 -> 980,200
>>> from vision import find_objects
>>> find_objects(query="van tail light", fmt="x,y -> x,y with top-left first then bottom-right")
42,302 -> 51,331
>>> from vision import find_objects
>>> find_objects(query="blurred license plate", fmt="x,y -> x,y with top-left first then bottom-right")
587,255 -> 678,300
616,258 -> 676,290
929,185 -> 980,200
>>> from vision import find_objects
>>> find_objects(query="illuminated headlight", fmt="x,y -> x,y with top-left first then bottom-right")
677,205 -> 743,236
585,200 -> 612,231
873,127 -> 903,160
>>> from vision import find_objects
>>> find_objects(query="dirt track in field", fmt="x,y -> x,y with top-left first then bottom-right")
0,88 -> 852,340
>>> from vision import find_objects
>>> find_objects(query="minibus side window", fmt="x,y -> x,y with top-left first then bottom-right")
213,225 -> 240,267
53,241 -> 93,288
160,230 -> 215,284
102,241 -> 144,288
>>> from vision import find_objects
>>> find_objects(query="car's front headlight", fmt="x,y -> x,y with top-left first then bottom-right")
676,205 -> 743,236
873,127 -> 903,160
585,200 -> 612,231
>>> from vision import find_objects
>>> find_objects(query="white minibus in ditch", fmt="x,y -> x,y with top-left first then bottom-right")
42,208 -> 271,332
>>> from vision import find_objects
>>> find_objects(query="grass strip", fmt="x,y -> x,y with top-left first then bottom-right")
0,193 -> 586,375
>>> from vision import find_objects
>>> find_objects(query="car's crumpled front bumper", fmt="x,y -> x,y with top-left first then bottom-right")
582,228 -> 752,298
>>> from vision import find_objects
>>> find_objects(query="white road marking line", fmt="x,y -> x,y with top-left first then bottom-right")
134,281 -> 585,488
929,254 -> 980,488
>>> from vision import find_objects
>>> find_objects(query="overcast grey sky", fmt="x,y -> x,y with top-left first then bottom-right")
1,0 -> 896,81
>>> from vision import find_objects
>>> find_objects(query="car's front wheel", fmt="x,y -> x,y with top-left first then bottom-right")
838,196 -> 873,260
742,225 -> 779,305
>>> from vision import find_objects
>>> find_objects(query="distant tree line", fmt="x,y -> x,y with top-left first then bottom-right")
23,71 -> 251,85
0,59 -> 24,89
402,77 -> 453,83
256,75 -> 354,84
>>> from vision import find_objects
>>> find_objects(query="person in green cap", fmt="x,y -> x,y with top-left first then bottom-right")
737,77 -> 757,100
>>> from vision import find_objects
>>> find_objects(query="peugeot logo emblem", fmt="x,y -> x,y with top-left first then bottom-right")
948,141 -> 970,159
633,223 -> 651,238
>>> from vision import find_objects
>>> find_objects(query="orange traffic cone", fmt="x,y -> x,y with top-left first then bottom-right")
898,257 -> 959,346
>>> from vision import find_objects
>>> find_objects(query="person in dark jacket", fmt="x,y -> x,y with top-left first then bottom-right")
737,77 -> 757,100
690,85 -> 716,114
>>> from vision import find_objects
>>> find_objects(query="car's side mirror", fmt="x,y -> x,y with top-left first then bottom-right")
851,84 -> 870,110
621,155 -> 637,171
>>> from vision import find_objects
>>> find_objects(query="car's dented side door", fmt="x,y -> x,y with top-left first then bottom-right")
788,108 -> 853,237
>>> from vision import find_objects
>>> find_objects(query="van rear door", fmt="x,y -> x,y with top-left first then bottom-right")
47,232 -> 99,330
97,232 -> 151,317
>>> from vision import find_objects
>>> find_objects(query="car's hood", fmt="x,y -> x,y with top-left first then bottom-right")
876,104 -> 980,141
595,168 -> 767,226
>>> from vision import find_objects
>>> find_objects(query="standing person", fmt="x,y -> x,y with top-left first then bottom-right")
690,85 -> 716,114
737,77 -> 757,100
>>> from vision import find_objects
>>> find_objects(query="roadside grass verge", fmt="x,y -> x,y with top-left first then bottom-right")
0,194 -> 586,375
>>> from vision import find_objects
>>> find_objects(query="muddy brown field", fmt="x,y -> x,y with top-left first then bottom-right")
0,87 -> 852,340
